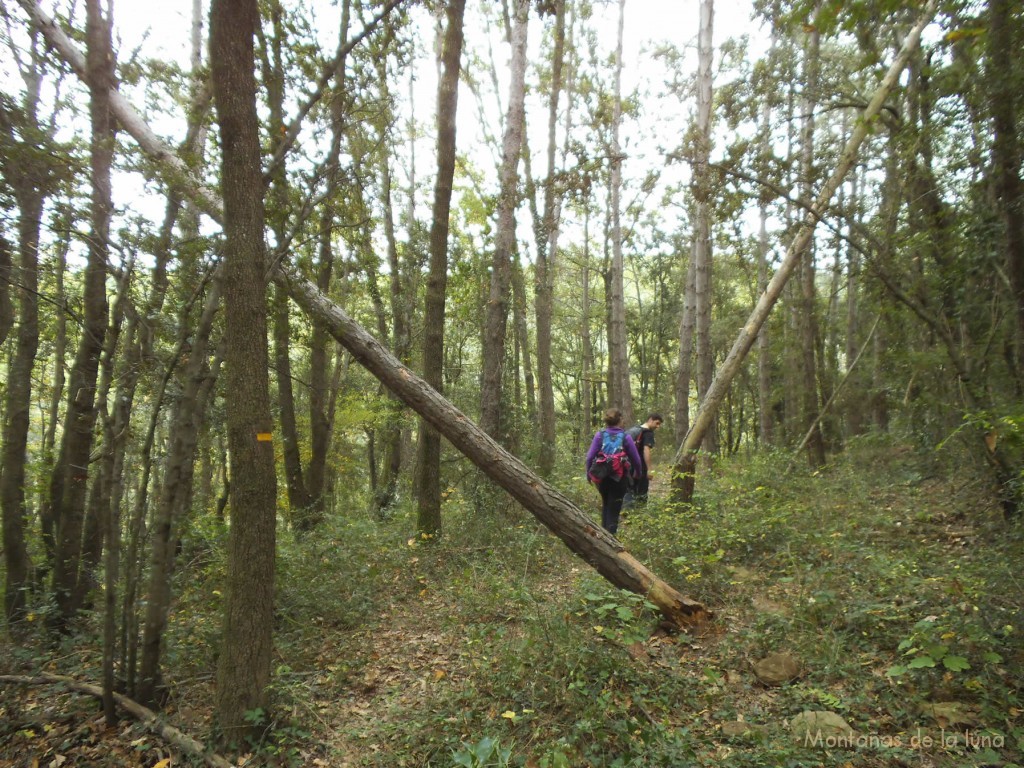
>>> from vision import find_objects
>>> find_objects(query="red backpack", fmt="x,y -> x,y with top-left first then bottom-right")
588,430 -> 631,483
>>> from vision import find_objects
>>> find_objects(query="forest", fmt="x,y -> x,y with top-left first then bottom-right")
0,0 -> 1022,765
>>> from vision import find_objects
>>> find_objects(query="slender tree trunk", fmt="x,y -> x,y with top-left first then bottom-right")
671,254 -> 697,499
480,0 -> 529,441
756,35 -> 776,446
121,24 -> 210,689
580,190 -> 594,450
797,4 -> 826,468
535,0 -> 566,476
42,213 -> 68,474
137,284 -> 222,708
1,134 -> 45,635
210,0 -> 277,741
262,1 -> 315,528
297,5 -> 351,524
511,253 -> 536,424
845,168 -> 864,436
103,307 -> 144,723
49,0 -> 114,629
80,263 -> 132,601
415,0 -> 466,536
0,37 -> 54,627
308,214 -> 337,511
606,0 -> 633,424
0,236 -> 11,347
693,0 -> 717,456
375,51 -> 408,514
674,254 -> 696,449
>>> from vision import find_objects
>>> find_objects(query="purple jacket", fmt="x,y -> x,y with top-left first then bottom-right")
585,426 -> 642,479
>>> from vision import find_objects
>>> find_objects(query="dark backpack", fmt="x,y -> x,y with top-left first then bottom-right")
588,430 -> 631,483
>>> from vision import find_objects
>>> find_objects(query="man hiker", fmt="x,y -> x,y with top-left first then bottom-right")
625,412 -> 663,506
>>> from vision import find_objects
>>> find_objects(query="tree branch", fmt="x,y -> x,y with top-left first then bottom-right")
0,673 -> 233,768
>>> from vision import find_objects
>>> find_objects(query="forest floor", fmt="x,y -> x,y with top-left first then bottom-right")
1,436 -> 1022,767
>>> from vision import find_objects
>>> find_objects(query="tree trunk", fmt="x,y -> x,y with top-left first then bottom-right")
304,7 -> 352,520
374,53 -> 408,514
580,191 -> 594,450
49,0 -> 114,630
0,235 -> 12,347
797,5 -> 826,469
42,215 -> 68,470
756,34 -> 776,447
606,0 -> 633,424
480,0 -> 528,441
1,123 -> 46,634
693,0 -> 717,456
845,169 -> 864,436
511,253 -> 536,427
415,0 -> 466,537
103,309 -> 146,723
535,0 -> 567,477
672,255 -> 697,499
80,264 -> 132,603
210,0 -> 277,741
137,284 -> 222,708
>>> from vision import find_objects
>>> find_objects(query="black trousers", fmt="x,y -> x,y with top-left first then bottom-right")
598,476 -> 631,535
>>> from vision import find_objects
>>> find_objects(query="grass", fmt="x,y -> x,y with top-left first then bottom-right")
2,434 -> 1023,767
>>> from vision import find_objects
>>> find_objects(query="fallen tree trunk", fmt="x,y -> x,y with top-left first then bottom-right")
18,0 -> 708,627
0,673 -> 233,768
275,266 -> 710,625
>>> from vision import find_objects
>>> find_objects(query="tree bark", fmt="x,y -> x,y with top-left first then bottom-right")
48,0 -> 113,630
671,254 -> 697,499
374,44 -> 408,514
210,0 -> 277,741
137,284 -> 222,707
606,0 -> 633,424
693,0 -> 717,456
580,191 -> 595,450
415,0 -> 466,537
480,0 -> 529,441
756,33 -> 777,447
797,4 -> 826,468
0,235 -> 12,347
511,252 -> 536,425
843,168 -> 863,435
535,0 -> 567,476
80,264 -> 132,605
1,98 -> 47,633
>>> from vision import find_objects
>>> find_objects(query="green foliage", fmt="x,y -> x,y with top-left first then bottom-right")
579,586 -> 658,645
886,615 -> 1007,685
450,736 -> 511,768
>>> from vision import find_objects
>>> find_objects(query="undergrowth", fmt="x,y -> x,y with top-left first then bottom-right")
2,435 -> 1022,767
